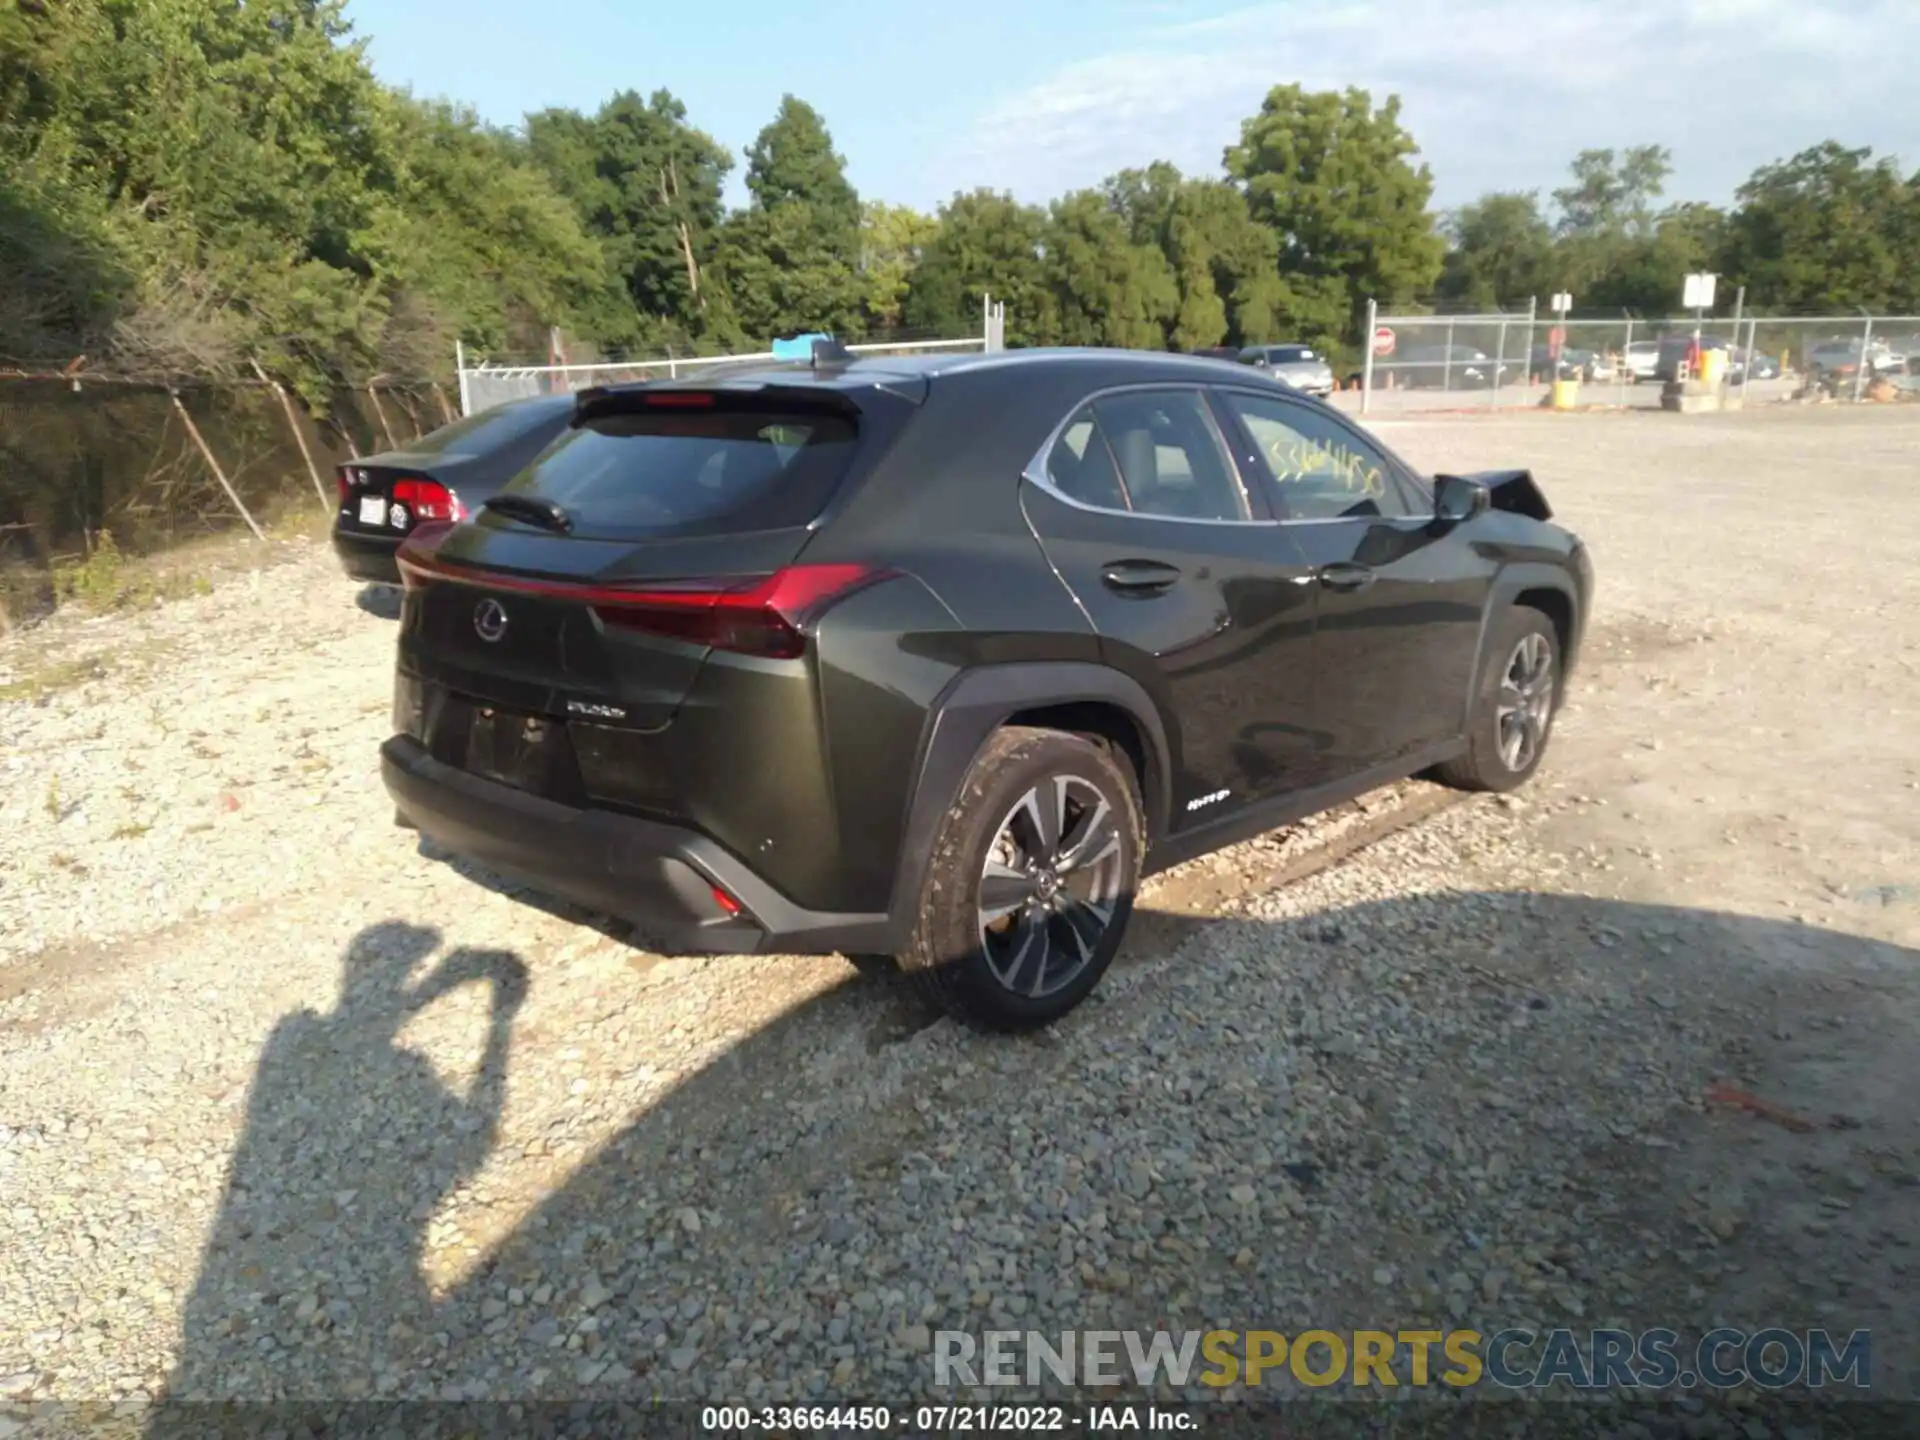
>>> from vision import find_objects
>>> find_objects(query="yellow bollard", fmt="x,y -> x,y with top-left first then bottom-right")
1550,378 -> 1580,410
1698,348 -> 1727,387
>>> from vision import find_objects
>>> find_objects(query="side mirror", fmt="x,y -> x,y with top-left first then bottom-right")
1433,473 -> 1491,525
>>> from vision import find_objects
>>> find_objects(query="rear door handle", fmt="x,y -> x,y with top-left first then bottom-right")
1317,562 -> 1376,593
1100,560 -> 1182,596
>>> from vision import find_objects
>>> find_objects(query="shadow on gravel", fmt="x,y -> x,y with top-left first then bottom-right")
156,921 -> 526,1420
354,584 -> 404,620
150,895 -> 1919,1435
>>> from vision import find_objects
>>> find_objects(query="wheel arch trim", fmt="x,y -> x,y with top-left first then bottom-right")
884,662 -> 1174,948
1466,562 -> 1585,729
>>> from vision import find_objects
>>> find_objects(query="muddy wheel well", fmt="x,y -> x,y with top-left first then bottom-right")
1002,701 -> 1157,830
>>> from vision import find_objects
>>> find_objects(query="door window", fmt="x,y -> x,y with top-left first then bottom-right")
1216,391 -> 1422,521
1042,390 -> 1253,522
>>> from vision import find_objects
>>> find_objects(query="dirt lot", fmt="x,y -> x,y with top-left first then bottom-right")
2,405 -> 1918,1430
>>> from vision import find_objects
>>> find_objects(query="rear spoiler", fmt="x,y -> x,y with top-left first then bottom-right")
1440,469 -> 1553,522
571,382 -> 868,424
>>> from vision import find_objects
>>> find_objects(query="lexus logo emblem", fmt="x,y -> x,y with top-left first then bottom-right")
473,598 -> 508,643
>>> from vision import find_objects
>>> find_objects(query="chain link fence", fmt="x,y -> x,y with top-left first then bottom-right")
0,375 -> 441,622
1347,308 -> 1920,416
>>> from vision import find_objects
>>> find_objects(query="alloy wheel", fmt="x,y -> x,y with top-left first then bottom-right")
1495,631 -> 1555,771
976,775 -> 1127,998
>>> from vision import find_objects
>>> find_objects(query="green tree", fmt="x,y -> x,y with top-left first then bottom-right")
707,203 -> 863,341
710,95 -> 863,340
1223,84 -> 1444,349
355,95 -> 627,374
525,89 -> 730,344
904,189 -> 1055,346
1549,144 -> 1674,297
1553,145 -> 1672,239
0,0 -> 620,397
859,201 -> 938,331
1583,200 -> 1727,315
1434,192 -> 1555,311
744,95 -> 860,241
1103,162 -> 1284,349
1719,142 -> 1914,313
1042,189 -> 1177,349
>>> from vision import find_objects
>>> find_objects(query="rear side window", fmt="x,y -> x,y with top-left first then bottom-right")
499,402 -> 861,539
1047,410 -> 1129,510
1089,391 -> 1248,522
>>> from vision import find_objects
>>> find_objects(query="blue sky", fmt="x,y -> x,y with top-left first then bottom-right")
343,0 -> 1920,217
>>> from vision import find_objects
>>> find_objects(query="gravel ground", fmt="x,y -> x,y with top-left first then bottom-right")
3,406 -> 1918,1435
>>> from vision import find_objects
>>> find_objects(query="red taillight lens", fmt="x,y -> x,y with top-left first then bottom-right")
709,885 -> 742,917
591,564 -> 891,659
644,392 -> 717,408
388,551 -> 892,657
336,466 -> 353,502
391,477 -> 465,523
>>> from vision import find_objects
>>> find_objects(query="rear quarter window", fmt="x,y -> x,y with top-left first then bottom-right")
498,404 -> 861,540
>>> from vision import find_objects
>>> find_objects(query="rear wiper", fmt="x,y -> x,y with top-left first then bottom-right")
483,494 -> 574,534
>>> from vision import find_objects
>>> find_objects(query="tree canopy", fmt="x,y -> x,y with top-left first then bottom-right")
5,0 -> 1918,396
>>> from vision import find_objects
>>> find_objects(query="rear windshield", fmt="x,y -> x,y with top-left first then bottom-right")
1267,346 -> 1317,363
408,398 -> 569,457
496,402 -> 861,539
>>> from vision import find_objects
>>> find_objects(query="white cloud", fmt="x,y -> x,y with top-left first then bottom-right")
942,0 -> 1920,211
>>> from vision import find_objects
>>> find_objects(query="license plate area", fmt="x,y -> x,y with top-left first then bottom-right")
359,494 -> 388,526
453,702 -> 584,802
468,706 -> 555,793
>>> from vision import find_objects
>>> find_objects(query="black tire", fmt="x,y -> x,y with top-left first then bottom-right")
1435,606 -> 1561,793
898,726 -> 1144,1031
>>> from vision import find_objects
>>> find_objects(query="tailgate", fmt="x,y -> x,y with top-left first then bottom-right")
398,526 -> 818,732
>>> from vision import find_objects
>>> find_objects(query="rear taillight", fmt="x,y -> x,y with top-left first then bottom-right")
336,466 -> 353,503
390,550 -> 892,659
392,477 -> 465,523
589,565 -> 891,659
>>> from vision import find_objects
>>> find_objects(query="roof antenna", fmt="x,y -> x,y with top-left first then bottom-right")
772,332 -> 852,368
810,336 -> 853,368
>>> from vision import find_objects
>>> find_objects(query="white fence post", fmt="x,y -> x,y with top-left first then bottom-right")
1853,312 -> 1874,403
1492,311 -> 1509,405
1360,298 -> 1378,415
454,339 -> 472,417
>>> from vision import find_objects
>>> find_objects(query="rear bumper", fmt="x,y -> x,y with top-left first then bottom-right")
380,736 -> 892,956
332,524 -> 402,585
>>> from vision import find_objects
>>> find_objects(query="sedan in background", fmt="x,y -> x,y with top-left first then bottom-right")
332,394 -> 577,584
1241,343 -> 1336,397
1623,341 -> 1661,383
1881,336 -> 1920,374
1530,346 -> 1611,383
1803,339 -> 1900,388
1376,344 -> 1510,390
